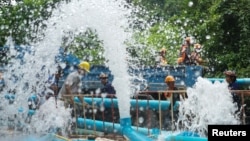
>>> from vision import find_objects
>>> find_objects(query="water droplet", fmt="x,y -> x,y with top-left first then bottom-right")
188,1 -> 194,7
206,35 -> 211,40
138,117 -> 144,123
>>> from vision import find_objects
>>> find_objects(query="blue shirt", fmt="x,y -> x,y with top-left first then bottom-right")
101,82 -> 116,95
228,81 -> 241,110
228,81 -> 239,90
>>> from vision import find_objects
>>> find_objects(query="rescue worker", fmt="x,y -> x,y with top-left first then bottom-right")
224,70 -> 241,113
98,73 -> 118,123
177,37 -> 192,65
190,43 -> 203,65
163,75 -> 184,129
156,48 -> 167,67
99,73 -> 116,96
164,75 -> 182,108
59,61 -> 90,108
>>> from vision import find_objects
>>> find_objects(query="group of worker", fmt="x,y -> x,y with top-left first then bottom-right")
26,60 -> 240,118
157,36 -> 204,67
163,69 -> 242,124
2,36 -> 241,126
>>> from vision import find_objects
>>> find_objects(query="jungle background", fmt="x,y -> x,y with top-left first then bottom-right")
1,0 -> 249,77
1,0 -> 250,122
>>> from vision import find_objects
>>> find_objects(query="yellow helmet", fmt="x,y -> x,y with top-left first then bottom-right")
78,61 -> 90,72
165,75 -> 175,83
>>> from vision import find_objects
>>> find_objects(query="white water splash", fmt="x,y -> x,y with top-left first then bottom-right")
43,0 -> 134,119
177,77 -> 240,137
0,0 -> 135,137
29,98 -> 71,135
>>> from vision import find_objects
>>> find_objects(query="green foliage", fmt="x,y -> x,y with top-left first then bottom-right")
1,0 -> 250,77
131,0 -> 250,78
0,0 -> 63,46
61,28 -> 105,65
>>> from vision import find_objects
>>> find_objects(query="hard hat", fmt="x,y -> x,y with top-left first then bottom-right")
165,75 -> 175,83
99,73 -> 108,78
177,57 -> 183,64
224,70 -> 236,77
194,43 -> 201,49
78,61 -> 90,72
185,37 -> 191,42
194,44 -> 202,53
160,48 -> 166,53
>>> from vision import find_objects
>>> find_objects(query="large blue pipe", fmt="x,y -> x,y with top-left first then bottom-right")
120,117 -> 154,141
77,97 -> 179,111
77,118 -> 208,141
77,117 -> 162,136
77,117 -> 154,141
207,78 -> 250,86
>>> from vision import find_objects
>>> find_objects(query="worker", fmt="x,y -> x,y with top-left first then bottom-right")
59,61 -> 90,109
190,43 -> 203,65
177,37 -> 192,65
156,48 -> 167,67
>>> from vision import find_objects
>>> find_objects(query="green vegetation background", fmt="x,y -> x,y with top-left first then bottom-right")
1,0 -> 249,78
0,0 -> 250,124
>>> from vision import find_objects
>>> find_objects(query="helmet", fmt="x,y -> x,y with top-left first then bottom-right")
185,37 -> 191,42
194,43 -> 202,53
177,57 -> 183,64
78,61 -> 90,72
99,73 -> 108,78
224,70 -> 236,77
160,48 -> 166,53
194,43 -> 201,49
165,75 -> 175,83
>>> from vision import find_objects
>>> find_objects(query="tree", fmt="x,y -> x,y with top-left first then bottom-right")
61,28 -> 105,65
130,0 -> 250,77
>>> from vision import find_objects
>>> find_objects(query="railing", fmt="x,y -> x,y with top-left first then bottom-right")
230,90 -> 250,124
61,90 -> 250,139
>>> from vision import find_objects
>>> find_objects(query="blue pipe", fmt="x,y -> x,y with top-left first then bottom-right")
77,118 -> 208,141
77,118 -> 159,136
76,97 -> 179,111
120,117 -> 154,141
207,78 -> 250,86
77,117 -> 153,141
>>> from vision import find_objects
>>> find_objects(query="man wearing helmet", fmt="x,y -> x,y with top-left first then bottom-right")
164,75 -> 183,105
98,73 -> 118,122
59,61 -> 90,108
224,70 -> 241,113
163,75 -> 186,129
99,73 -> 116,96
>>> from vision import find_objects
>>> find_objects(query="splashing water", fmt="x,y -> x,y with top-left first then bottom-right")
1,0 -> 241,140
176,77 -> 240,137
0,0 -> 137,138
42,0 -> 134,118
